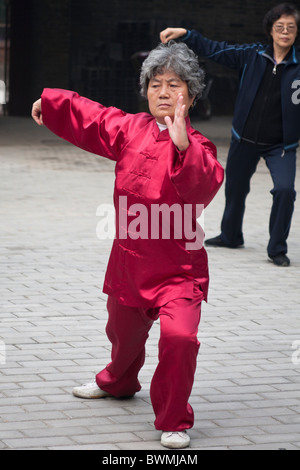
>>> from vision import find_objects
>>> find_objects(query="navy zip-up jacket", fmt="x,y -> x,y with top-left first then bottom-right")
183,30 -> 300,151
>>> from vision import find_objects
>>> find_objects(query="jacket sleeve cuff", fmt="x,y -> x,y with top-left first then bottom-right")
181,30 -> 191,42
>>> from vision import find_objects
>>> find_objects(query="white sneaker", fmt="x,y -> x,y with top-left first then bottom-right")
72,380 -> 112,399
161,431 -> 190,449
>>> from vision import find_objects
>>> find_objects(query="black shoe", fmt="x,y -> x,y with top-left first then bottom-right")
205,235 -> 244,249
269,254 -> 290,267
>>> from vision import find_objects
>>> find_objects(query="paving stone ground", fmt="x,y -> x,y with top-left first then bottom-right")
0,115 -> 299,450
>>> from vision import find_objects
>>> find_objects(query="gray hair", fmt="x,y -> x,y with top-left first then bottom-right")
140,41 -> 205,102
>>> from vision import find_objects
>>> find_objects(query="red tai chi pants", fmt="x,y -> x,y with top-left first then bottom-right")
96,284 -> 204,431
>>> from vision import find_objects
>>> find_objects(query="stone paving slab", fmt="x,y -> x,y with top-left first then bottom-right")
0,116 -> 299,450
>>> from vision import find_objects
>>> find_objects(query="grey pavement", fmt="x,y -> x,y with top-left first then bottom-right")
0,114 -> 299,450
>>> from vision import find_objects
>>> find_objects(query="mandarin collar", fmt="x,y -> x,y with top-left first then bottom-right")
152,116 -> 192,141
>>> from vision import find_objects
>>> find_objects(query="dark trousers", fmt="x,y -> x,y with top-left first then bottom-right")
220,140 -> 297,257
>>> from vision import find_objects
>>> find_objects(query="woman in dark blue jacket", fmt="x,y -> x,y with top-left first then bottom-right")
161,3 -> 300,266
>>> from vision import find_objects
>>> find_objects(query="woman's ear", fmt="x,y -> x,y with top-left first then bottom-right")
189,97 -> 196,110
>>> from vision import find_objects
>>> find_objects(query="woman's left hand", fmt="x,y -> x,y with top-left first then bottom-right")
164,94 -> 190,152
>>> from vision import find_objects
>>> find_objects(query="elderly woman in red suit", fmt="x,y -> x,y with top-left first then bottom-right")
32,42 -> 224,449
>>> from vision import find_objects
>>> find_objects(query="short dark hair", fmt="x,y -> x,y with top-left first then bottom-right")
263,3 -> 300,39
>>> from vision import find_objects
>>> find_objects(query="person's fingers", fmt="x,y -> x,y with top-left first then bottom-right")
160,28 -> 170,43
31,100 -> 43,126
160,28 -> 187,43
160,28 -> 176,43
175,94 -> 185,120
164,115 -> 172,129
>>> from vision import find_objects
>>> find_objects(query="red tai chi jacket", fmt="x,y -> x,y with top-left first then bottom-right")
41,89 -> 224,308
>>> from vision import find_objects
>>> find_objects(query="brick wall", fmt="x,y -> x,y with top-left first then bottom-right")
9,0 -> 71,115
9,0 -> 286,115
68,0 -> 279,114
